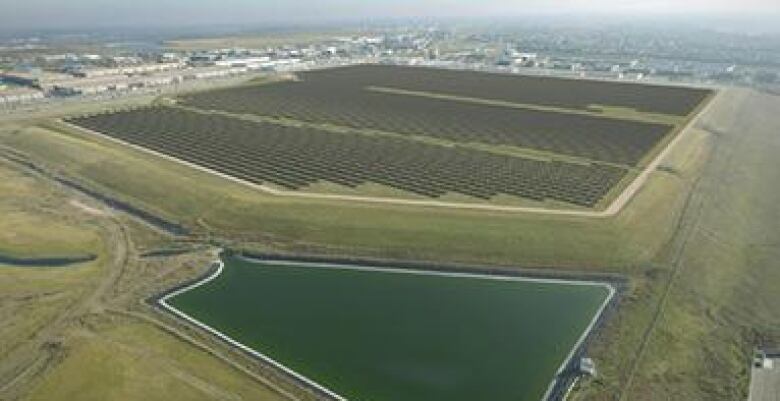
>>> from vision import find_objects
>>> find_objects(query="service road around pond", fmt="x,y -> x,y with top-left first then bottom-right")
155,255 -> 618,401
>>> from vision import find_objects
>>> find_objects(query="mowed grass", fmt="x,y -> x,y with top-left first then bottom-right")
0,121 -> 693,271
0,156 -> 289,401
170,256 -> 612,401
23,321 -> 284,401
0,163 -> 102,259
0,260 -> 99,364
574,89 -> 780,401
613,89 -> 780,401
0,161 -> 107,389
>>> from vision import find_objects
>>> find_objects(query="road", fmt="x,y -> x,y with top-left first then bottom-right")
749,357 -> 780,401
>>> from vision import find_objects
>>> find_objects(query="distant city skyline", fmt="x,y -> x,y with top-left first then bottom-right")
1,0 -> 778,33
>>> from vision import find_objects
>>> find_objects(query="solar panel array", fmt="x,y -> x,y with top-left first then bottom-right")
179,70 -> 676,166
67,107 -> 627,207
297,65 -> 712,116
66,66 -> 712,208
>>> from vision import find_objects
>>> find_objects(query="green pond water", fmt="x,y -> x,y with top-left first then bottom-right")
170,257 -> 611,401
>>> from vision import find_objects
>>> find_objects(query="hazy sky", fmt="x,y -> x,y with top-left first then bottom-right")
1,0 -> 778,32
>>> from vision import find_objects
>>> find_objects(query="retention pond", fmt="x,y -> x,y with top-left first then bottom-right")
163,256 -> 614,401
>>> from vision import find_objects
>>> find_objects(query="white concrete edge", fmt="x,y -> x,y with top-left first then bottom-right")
157,259 -> 349,401
561,376 -> 581,401
240,256 -> 615,289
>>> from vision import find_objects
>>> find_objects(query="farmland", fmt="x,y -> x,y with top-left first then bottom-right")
167,256 -> 613,401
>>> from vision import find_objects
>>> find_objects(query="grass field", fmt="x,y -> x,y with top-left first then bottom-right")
0,161 -> 102,259
0,159 -> 108,396
168,256 -> 612,401
575,89 -> 780,401
23,320 -> 285,401
0,151 -> 289,401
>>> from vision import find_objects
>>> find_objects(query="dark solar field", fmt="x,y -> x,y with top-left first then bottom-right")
294,65 -> 712,116
66,65 -> 711,208
67,107 -> 627,207
179,80 -> 672,166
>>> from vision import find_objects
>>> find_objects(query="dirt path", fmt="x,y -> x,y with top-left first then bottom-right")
601,92 -> 720,217
0,154 -> 133,399
68,199 -> 110,217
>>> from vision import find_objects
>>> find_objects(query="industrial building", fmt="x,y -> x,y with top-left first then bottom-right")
69,62 -> 185,78
0,87 -> 45,105
0,52 -> 308,108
